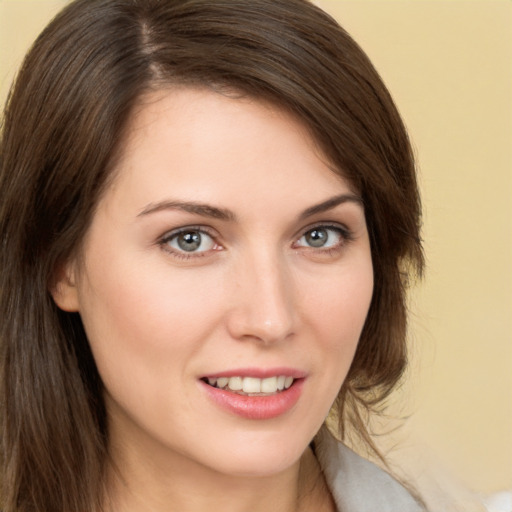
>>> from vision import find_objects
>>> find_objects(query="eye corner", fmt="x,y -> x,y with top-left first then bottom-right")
293,223 -> 354,255
157,226 -> 223,261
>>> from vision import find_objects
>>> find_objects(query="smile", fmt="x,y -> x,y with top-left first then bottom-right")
203,375 -> 295,395
200,375 -> 304,420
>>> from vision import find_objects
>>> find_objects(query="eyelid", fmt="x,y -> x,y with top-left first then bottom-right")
159,224 -> 217,241
292,222 -> 355,255
158,225 -> 222,259
294,221 -> 353,242
156,221 -> 355,260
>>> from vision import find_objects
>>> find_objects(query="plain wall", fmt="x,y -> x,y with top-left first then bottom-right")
1,0 -> 511,507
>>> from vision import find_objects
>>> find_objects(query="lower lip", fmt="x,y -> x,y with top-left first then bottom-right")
200,379 -> 304,420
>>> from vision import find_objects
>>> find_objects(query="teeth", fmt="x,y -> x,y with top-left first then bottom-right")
217,377 -> 229,389
260,377 -> 277,393
206,375 -> 295,394
243,377 -> 261,393
228,376 -> 243,391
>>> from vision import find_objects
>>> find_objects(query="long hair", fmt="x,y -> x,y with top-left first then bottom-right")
0,1 -> 423,510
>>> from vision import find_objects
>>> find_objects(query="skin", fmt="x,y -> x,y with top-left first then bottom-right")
53,87 -> 374,512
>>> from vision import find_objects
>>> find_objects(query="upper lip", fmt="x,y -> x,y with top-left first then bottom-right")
200,367 -> 307,379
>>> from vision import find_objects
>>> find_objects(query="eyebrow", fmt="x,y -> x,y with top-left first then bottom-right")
138,200 -> 236,221
137,193 -> 363,222
298,193 -> 363,220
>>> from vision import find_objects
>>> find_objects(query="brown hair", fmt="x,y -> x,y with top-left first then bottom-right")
0,0 -> 423,510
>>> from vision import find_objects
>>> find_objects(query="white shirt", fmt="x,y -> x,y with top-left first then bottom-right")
314,428 -> 425,512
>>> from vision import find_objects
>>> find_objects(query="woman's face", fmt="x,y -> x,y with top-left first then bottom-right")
54,88 -> 373,478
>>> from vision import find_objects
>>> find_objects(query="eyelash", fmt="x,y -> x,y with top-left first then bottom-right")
158,225 -> 219,261
157,223 -> 354,261
293,223 -> 354,255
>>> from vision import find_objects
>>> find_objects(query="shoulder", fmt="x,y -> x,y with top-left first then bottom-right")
313,428 -> 425,512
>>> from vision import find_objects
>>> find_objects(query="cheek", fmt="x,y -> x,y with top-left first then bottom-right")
76,253 -> 227,393
305,259 -> 373,380
283,259 -> 373,438
306,260 -> 373,339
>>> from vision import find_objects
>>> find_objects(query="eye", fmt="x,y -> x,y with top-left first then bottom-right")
162,228 -> 217,254
295,225 -> 348,249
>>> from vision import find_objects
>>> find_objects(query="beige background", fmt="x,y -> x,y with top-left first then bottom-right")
1,0 -> 511,507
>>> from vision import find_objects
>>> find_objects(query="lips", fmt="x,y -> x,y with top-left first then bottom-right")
200,368 -> 305,420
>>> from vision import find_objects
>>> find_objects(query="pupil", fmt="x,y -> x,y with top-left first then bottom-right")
306,229 -> 327,247
178,231 -> 201,251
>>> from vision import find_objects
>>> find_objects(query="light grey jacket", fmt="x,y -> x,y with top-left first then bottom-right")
314,429 -> 425,512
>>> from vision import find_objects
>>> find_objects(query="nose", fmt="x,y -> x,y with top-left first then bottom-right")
226,250 -> 296,345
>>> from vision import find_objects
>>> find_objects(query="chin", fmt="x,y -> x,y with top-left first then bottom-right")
196,427 -> 315,478
214,451 -> 303,479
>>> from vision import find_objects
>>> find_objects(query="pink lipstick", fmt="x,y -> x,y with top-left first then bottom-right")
199,368 -> 305,420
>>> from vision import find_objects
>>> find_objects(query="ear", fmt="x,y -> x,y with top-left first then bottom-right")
49,260 -> 80,312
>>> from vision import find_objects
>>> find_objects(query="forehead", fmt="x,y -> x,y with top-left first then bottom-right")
106,86 -> 354,215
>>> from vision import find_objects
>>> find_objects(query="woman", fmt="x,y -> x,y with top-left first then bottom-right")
0,0 -> 424,511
